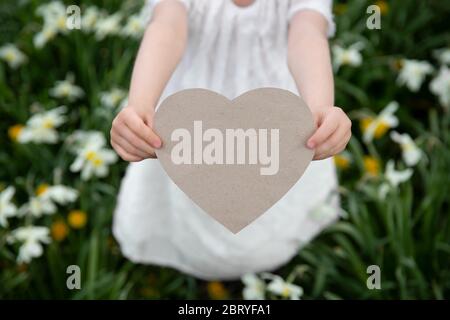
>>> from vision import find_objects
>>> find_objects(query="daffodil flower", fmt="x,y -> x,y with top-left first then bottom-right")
362,101 -> 399,143
0,186 -> 17,227
0,44 -> 27,69
390,131 -> 422,166
81,6 -> 102,32
20,184 -> 78,218
122,14 -> 146,38
34,1 -> 68,48
430,66 -> 450,110
264,274 -> 303,300
7,226 -> 51,263
100,88 -> 127,109
69,131 -> 118,180
18,106 -> 67,144
95,13 -> 122,40
49,75 -> 84,101
241,274 -> 266,300
397,59 -> 433,92
434,48 -> 450,65
334,151 -> 352,170
378,160 -> 413,199
332,42 -> 364,71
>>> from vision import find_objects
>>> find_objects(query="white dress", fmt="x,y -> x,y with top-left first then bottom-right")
113,0 -> 339,280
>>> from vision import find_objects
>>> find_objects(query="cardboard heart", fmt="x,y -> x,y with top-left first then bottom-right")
154,88 -> 315,233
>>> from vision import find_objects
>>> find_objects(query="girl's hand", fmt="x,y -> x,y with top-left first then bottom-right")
307,107 -> 352,160
110,106 -> 162,162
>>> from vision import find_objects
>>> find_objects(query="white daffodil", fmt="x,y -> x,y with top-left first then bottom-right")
122,14 -> 146,38
34,1 -> 68,48
434,48 -> 450,65
266,275 -> 303,300
397,59 -> 433,92
363,101 -> 399,143
100,88 -> 127,108
69,131 -> 118,180
18,106 -> 67,144
390,131 -> 422,167
50,75 -> 84,101
332,42 -> 364,71
0,187 -> 17,227
27,196 -> 57,217
379,160 -> 413,199
95,13 -> 122,40
46,185 -> 79,204
70,146 -> 118,180
33,26 -> 58,49
309,202 -> 343,222
81,6 -> 102,33
242,274 -> 266,300
430,66 -> 450,110
0,44 -> 27,69
20,184 -> 78,218
7,226 -> 51,263
36,1 -> 66,24
68,130 -> 107,151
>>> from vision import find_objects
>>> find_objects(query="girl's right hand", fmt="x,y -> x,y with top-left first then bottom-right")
110,106 -> 162,162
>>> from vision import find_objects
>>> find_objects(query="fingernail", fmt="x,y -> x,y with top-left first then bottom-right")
154,139 -> 162,149
307,141 -> 315,149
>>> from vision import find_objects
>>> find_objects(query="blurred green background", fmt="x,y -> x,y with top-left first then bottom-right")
0,0 -> 449,299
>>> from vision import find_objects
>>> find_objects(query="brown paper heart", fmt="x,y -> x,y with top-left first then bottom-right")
154,88 -> 315,233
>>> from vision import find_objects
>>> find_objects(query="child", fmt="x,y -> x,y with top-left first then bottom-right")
111,0 -> 351,280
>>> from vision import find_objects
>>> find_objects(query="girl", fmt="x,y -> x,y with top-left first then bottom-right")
111,0 -> 352,280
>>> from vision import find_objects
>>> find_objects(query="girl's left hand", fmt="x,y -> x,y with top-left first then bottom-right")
307,107 -> 352,160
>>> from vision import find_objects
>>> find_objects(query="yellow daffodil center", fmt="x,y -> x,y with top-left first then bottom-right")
68,210 -> 87,229
341,52 -> 352,65
363,156 -> 380,177
403,143 -> 414,151
44,28 -> 54,38
334,3 -> 347,15
360,117 -> 390,139
334,154 -> 350,169
375,0 -> 389,15
51,220 -> 68,241
57,16 -> 66,29
8,124 -> 24,141
36,183 -> 49,196
281,286 -> 291,298
86,151 -> 104,167
42,118 -> 55,129
4,51 -> 16,63
60,83 -> 71,96
207,281 -> 228,299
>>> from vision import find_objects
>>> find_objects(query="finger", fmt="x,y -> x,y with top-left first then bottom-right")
314,130 -> 351,160
124,111 -> 162,149
316,125 -> 351,158
114,125 -> 156,156
112,134 -> 149,159
111,141 -> 143,162
331,131 -> 352,155
313,129 -> 345,159
307,114 -> 339,149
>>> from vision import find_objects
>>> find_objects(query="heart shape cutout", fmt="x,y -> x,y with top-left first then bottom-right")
154,88 -> 315,233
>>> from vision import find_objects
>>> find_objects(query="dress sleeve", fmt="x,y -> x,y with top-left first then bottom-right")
288,0 -> 336,37
142,0 -> 191,25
